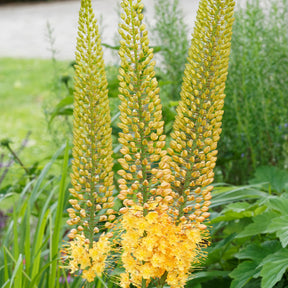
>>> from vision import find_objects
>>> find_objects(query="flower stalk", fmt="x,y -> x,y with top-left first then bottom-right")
117,0 -> 172,213
168,0 -> 235,227
63,0 -> 115,283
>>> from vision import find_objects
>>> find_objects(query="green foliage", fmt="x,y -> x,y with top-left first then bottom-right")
249,166 -> 288,193
0,145 -> 75,288
187,166 -> 288,288
218,0 -> 288,184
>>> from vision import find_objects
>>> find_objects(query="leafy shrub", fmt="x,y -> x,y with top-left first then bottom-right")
187,166 -> 288,288
218,0 -> 288,184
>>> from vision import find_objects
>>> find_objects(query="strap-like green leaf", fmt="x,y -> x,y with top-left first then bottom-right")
260,249 -> 288,288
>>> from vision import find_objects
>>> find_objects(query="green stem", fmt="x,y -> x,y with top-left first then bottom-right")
85,5 -> 96,249
6,143 -> 30,175
129,0 -> 149,214
157,271 -> 168,288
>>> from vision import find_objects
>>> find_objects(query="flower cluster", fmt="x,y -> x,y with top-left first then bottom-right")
64,234 -> 111,282
119,202 -> 206,288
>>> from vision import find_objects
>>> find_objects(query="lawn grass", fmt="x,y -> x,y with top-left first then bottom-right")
0,57 -> 71,183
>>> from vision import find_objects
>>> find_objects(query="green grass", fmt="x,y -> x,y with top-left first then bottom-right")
0,58 -> 71,182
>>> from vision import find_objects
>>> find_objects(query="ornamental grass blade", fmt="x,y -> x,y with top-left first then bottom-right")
9,254 -> 22,288
49,142 -> 70,288
260,249 -> 288,288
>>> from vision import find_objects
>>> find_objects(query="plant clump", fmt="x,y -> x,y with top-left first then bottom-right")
63,0 -> 235,286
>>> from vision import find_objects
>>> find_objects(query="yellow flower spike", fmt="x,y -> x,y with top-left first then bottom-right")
167,0 -> 235,227
64,0 -> 114,282
117,0 -> 170,207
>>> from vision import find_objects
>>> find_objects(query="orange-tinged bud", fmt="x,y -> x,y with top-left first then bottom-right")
105,222 -> 114,229
77,226 -> 84,231
99,215 -> 107,222
80,209 -> 86,218
120,207 -> 129,214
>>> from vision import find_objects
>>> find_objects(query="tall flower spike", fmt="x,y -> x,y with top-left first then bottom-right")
168,0 -> 235,226
64,0 -> 114,282
117,0 -> 171,209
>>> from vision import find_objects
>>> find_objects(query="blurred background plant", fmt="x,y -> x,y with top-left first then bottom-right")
42,22 -> 75,147
152,0 -> 189,101
218,0 -> 288,184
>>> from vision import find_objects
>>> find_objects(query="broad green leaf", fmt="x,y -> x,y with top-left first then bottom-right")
190,284 -> 201,288
187,271 -> 231,288
188,270 -> 230,281
249,166 -> 288,193
236,211 -> 279,238
211,186 -> 267,208
53,107 -> 73,116
267,197 -> 288,215
225,202 -> 251,211
55,96 -> 74,108
211,202 -> 254,223
235,241 -> 281,263
206,233 -> 236,265
266,216 -> 288,248
260,248 -> 288,288
230,261 -> 258,288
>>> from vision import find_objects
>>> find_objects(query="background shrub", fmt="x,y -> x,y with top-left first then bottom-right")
218,0 -> 288,184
